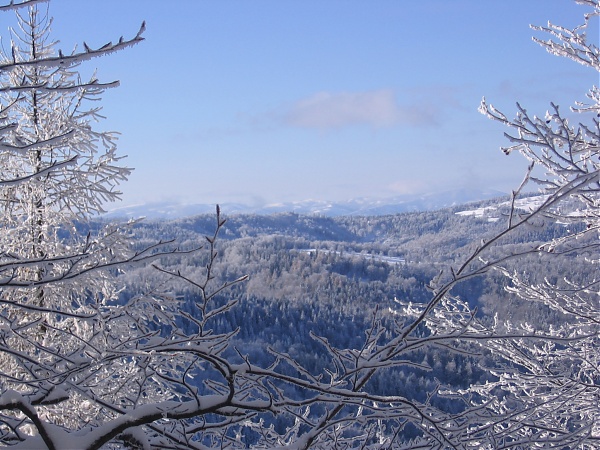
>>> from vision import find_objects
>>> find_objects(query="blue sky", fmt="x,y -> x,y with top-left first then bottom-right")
31,1 -> 600,207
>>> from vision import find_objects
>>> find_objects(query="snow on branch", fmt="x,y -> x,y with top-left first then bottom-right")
0,0 -> 46,12
532,20 -> 600,70
0,79 -> 120,94
0,155 -> 78,187
0,21 -> 146,72
0,129 -> 75,155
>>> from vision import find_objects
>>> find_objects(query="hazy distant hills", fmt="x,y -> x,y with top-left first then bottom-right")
104,188 -> 509,219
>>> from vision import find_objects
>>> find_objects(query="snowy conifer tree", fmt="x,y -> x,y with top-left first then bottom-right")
0,5 -> 130,316
0,1 -> 155,444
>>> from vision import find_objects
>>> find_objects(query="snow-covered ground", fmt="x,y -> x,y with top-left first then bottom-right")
456,194 -> 548,222
299,249 -> 405,265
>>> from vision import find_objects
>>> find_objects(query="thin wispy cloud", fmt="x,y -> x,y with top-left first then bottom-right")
281,89 -> 440,130
387,179 -> 430,196
495,71 -> 593,105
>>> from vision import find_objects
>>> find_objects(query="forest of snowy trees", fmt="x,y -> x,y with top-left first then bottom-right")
0,0 -> 597,449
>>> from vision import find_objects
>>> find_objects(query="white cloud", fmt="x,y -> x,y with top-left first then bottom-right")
283,89 -> 439,130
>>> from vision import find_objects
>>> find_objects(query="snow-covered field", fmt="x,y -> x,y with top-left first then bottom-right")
456,195 -> 548,222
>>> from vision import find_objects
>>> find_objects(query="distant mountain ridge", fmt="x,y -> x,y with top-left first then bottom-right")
104,188 -> 509,219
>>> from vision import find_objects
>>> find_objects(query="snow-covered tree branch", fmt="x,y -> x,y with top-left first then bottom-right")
0,0 -> 46,13
458,1 -> 600,447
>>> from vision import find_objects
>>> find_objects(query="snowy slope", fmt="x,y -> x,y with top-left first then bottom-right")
455,194 -> 548,222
